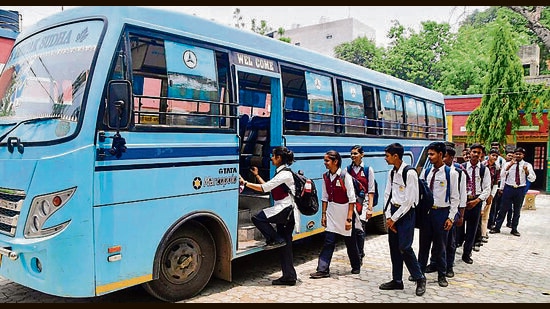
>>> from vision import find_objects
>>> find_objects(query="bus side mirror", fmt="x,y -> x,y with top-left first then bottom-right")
106,80 -> 132,130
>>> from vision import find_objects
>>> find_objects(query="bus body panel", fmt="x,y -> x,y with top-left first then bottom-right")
0,146 -> 96,297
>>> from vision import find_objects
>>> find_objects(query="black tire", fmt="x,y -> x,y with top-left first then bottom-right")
143,221 -> 216,302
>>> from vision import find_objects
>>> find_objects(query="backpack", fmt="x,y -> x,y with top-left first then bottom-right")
346,165 -> 379,207
386,165 -> 436,229
345,165 -> 379,215
282,167 -> 319,216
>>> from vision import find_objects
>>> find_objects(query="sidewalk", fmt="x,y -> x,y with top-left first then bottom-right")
182,194 -> 550,303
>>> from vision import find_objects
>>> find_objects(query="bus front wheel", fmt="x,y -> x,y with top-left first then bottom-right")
143,221 -> 216,302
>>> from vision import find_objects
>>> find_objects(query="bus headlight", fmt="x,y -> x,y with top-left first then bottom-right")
24,187 -> 76,238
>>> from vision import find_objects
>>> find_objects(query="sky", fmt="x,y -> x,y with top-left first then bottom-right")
1,6 -> 489,47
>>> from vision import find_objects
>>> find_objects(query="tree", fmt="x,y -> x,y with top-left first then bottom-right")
381,20 -> 453,89
465,14 -> 530,147
435,25 -> 490,95
507,6 -> 550,51
232,8 -> 245,29
333,37 -> 384,71
250,18 -> 272,35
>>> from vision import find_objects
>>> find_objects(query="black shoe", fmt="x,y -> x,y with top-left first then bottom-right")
489,229 -> 500,234
408,275 -> 415,282
462,255 -> 473,264
506,222 -> 512,228
438,275 -> 448,287
425,264 -> 437,273
309,271 -> 330,279
446,268 -> 455,278
473,245 -> 480,252
481,236 -> 488,243
272,277 -> 296,286
511,230 -> 521,237
379,280 -> 404,290
415,278 -> 426,296
264,239 -> 286,250
351,268 -> 360,274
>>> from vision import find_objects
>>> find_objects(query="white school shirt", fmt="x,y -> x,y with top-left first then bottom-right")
384,163 -> 419,222
499,160 -> 536,190
261,165 -> 300,233
420,165 -> 459,222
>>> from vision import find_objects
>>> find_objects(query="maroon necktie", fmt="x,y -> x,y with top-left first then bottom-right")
471,165 -> 477,196
515,162 -> 520,185
429,167 -> 439,191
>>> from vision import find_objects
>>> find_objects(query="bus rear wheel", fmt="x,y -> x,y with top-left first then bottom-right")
143,221 -> 216,302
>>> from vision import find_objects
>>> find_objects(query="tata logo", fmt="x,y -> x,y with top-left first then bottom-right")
219,167 -> 237,174
306,220 -> 315,230
192,177 -> 202,190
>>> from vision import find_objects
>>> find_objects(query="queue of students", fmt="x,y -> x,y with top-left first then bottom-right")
238,142 -> 535,296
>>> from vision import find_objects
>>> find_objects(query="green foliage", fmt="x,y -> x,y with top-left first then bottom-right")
333,37 -> 384,71
381,20 -> 453,89
435,25 -> 490,95
465,14 -> 528,146
251,19 -> 273,35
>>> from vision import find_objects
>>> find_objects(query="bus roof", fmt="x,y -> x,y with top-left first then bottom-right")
20,6 -> 444,103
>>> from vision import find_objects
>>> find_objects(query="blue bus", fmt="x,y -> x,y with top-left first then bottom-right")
0,7 -> 446,302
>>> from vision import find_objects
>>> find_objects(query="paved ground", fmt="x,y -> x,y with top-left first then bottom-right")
1,195 -> 550,303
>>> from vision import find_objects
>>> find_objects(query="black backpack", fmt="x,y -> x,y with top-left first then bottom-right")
282,167 -> 319,216
386,165 -> 435,229
346,165 -> 379,207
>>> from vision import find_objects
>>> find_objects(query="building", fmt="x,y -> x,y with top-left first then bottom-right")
0,9 -> 19,71
274,17 -> 375,57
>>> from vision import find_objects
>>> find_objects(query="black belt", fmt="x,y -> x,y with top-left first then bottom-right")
467,195 -> 479,200
431,205 -> 449,210
391,203 -> 401,208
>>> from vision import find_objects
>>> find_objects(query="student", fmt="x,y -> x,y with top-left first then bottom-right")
239,146 -> 299,286
461,143 -> 491,265
490,147 -> 536,237
417,142 -> 459,288
310,150 -> 361,279
347,145 -> 376,265
378,143 -> 426,296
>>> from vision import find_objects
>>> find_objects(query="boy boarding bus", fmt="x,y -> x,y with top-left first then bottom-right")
0,7 -> 446,301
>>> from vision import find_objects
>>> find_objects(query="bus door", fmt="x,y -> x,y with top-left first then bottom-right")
232,53 -> 282,250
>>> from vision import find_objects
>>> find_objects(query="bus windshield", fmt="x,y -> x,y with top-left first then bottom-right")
0,20 -> 103,142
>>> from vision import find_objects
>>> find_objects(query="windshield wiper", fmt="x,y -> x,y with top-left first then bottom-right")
0,116 -> 61,142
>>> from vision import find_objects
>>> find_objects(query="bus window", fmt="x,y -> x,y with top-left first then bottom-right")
404,96 -> 419,138
127,34 -> 233,129
340,80 -> 364,135
378,89 -> 397,136
282,67 -> 308,132
394,94 -> 405,137
305,71 -> 334,133
427,101 -> 445,140
362,86 -> 377,135
416,99 -> 427,138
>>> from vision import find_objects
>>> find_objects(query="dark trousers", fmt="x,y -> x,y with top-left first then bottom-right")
494,185 -> 526,232
387,205 -> 423,282
462,201 -> 482,259
316,228 -> 361,273
488,191 -> 502,228
354,216 -> 366,260
418,207 -> 450,277
430,212 -> 459,271
252,206 -> 297,280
